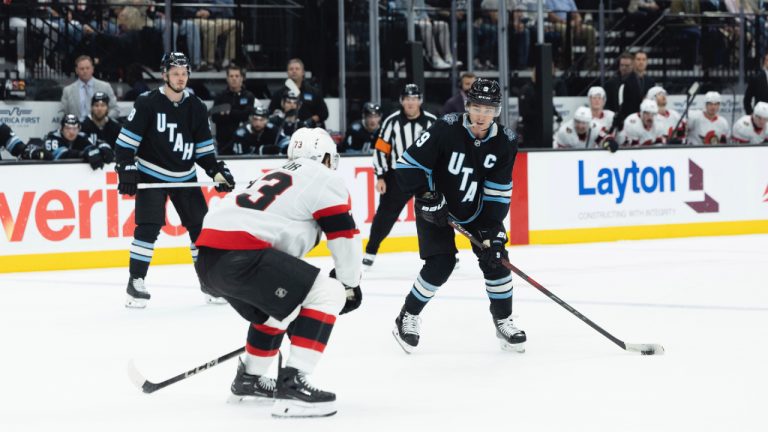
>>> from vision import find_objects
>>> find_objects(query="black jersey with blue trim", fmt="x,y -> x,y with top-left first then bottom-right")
43,130 -> 94,160
1,123 -> 25,158
395,112 -> 518,227
115,87 -> 217,182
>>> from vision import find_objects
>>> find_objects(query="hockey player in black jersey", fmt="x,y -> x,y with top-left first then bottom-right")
221,106 -> 280,155
339,102 -> 382,154
0,122 -> 27,160
115,52 -> 236,308
81,91 -> 121,149
269,90 -> 316,152
35,114 -> 114,169
392,78 -> 527,353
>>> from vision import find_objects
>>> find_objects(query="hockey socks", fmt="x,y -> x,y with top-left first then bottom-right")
128,239 -> 155,278
244,322 -> 287,375
486,273 -> 514,319
285,308 -> 336,374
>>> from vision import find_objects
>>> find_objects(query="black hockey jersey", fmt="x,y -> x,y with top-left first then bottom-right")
81,116 -> 121,149
396,112 -> 518,227
223,123 -> 280,155
340,120 -> 378,153
43,130 -> 95,160
0,123 -> 25,159
115,87 -> 217,182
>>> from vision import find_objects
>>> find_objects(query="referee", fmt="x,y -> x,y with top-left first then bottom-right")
363,84 -> 437,269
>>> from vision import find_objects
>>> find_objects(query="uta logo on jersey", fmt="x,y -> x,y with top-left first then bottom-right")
157,113 -> 193,160
448,152 -> 497,203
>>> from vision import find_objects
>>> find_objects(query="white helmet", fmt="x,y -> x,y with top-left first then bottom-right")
640,99 -> 659,114
587,86 -> 606,100
574,106 -> 592,123
287,127 -> 339,170
645,86 -> 667,101
754,102 -> 768,119
704,91 -> 721,104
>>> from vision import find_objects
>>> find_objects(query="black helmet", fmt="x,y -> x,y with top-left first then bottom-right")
401,83 -> 422,99
362,102 -> 382,117
466,78 -> 501,107
251,106 -> 269,118
160,52 -> 190,74
60,114 -> 80,128
282,89 -> 301,102
91,91 -> 110,105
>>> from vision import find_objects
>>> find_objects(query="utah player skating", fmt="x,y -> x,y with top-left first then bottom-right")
195,128 -> 362,418
392,78 -> 526,353
115,52 -> 235,308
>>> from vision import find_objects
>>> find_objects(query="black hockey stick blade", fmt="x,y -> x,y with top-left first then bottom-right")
127,346 -> 245,394
448,220 -> 665,356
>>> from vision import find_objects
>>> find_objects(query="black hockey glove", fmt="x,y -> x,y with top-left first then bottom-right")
477,230 -> 509,271
602,137 -> 619,153
116,163 -> 139,196
84,145 -> 104,170
206,161 -> 235,193
330,269 -> 362,315
99,143 -> 114,165
415,191 -> 448,227
23,145 -> 52,160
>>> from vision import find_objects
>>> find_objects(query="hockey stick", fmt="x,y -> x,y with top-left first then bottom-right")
670,81 -> 700,143
127,346 -> 245,394
136,182 -> 223,190
448,220 -> 665,356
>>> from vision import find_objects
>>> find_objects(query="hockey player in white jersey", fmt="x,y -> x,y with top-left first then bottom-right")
555,106 -> 595,148
731,101 -> 768,145
195,128 -> 362,418
647,86 -> 683,142
587,86 -> 614,132
686,91 -> 730,145
618,99 -> 667,147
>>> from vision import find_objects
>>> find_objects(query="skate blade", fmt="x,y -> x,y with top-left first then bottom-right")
271,399 -> 336,418
227,393 -> 275,405
392,327 -> 415,354
125,296 -> 147,309
499,339 -> 526,353
204,294 -> 228,305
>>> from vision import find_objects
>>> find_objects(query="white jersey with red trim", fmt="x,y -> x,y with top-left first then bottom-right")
731,114 -> 767,145
591,109 -> 614,133
686,110 -> 730,145
654,109 -> 682,139
197,157 -> 362,287
554,119 -> 599,148
618,113 -> 667,147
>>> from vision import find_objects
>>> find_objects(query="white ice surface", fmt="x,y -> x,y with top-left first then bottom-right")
1,234 -> 767,432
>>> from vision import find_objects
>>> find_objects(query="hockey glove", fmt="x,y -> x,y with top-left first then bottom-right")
207,161 -> 235,193
116,163 -> 139,196
23,145 -> 52,160
415,191 -> 449,227
602,137 -> 618,153
99,143 -> 114,165
84,145 -> 104,170
330,269 -> 362,315
477,230 -> 509,271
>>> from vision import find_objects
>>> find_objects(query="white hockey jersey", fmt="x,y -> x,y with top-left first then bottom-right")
654,109 -> 682,139
197,157 -> 362,287
731,115 -> 767,145
590,109 -> 614,133
686,110 -> 730,145
554,119 -> 599,149
618,113 -> 667,147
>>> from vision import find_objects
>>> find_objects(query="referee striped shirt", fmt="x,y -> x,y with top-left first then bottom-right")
373,109 -> 437,177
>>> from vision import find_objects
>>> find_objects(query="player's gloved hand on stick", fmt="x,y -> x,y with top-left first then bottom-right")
415,191 -> 448,227
478,230 -> 509,270
602,137 -> 619,153
84,145 -> 104,170
23,145 -> 52,160
116,163 -> 139,196
99,143 -> 114,164
207,161 -> 235,192
329,269 -> 362,315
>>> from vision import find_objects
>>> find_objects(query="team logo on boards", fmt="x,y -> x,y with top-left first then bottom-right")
684,159 -> 718,213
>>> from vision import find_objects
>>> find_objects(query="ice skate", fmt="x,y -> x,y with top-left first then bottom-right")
362,253 -> 376,271
272,366 -> 336,418
493,315 -> 526,353
125,277 -> 150,308
392,306 -> 421,354
227,359 -> 276,404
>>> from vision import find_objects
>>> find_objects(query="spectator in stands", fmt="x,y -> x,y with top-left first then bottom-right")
222,106 -> 280,155
743,52 -> 768,115
732,101 -> 768,144
392,0 -> 455,69
670,0 -> 701,70
211,64 -> 255,148
647,86 -> 683,143
441,72 -> 476,115
122,63 -> 151,101
59,55 -> 119,121
81,91 -> 122,149
340,102 -> 383,154
544,0 -> 597,68
627,0 -> 663,32
604,53 -> 634,113
614,50 -> 655,130
179,0 -> 239,69
87,6 -> 164,75
268,58 -> 329,127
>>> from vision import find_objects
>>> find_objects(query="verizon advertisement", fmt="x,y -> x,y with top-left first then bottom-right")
527,146 -> 768,232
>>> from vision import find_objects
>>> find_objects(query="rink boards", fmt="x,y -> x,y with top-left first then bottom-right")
1,145 -> 767,272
